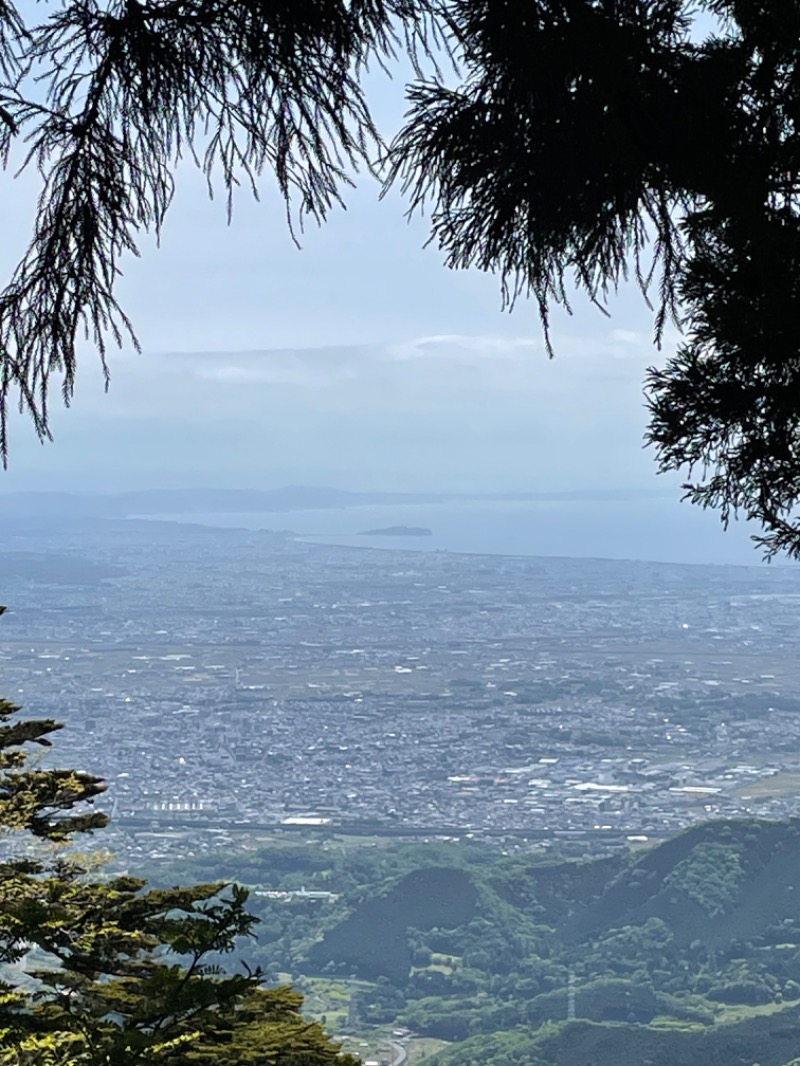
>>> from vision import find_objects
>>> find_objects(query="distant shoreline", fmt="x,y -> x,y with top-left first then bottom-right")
358,525 -> 433,537
115,496 -> 769,568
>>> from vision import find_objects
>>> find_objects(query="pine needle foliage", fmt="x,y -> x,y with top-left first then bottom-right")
0,0 -> 441,458
384,0 -> 692,341
0,606 -> 361,1065
385,0 -> 800,558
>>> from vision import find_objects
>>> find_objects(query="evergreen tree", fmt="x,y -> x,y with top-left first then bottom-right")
0,607 -> 359,1066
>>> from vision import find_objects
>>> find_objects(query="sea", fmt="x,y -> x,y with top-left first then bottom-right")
138,495 -> 773,568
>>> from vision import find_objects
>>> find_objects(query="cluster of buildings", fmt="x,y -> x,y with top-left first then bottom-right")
2,513 -> 800,865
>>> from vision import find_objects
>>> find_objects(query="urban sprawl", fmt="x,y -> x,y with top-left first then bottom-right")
3,516 -> 800,868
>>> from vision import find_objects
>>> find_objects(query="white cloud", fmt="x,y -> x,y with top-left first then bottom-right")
137,328 -> 653,395
385,334 -> 543,362
6,329 -> 664,493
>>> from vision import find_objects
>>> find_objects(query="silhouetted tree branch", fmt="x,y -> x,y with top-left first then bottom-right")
0,0 -> 441,458
385,0 -> 800,558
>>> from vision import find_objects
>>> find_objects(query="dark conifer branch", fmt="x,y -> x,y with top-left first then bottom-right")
0,0 -> 440,460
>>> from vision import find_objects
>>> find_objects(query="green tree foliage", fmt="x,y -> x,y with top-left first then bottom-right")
428,1012 -> 800,1066
133,818 -> 800,1066
307,867 -> 480,982
0,613 -> 359,1065
663,841 -> 745,917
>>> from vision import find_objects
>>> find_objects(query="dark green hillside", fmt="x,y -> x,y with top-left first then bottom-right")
430,1009 -> 800,1066
307,867 -> 479,982
489,855 -> 622,922
147,818 -> 800,1046
567,819 -> 800,948
301,817 -> 800,1036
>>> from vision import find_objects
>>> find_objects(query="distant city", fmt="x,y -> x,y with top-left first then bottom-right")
2,497 -> 800,869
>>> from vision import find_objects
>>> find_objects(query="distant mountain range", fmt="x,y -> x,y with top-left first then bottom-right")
0,486 -> 441,518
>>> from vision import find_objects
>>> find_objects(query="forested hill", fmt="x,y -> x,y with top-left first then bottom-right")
150,818 -> 800,1066
307,867 -> 480,982
307,818 -> 800,983
430,1013 -> 800,1066
565,818 -> 800,948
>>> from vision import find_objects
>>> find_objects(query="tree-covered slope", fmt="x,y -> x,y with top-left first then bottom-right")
566,819 -> 800,948
307,867 -> 480,982
429,1012 -> 800,1066
147,816 -> 800,1050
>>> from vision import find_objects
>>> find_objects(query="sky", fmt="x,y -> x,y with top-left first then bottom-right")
0,57 -> 675,499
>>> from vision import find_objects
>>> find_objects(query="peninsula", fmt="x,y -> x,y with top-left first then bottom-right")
358,526 -> 433,537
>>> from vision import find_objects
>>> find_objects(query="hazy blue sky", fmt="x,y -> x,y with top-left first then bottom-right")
0,63 -> 670,496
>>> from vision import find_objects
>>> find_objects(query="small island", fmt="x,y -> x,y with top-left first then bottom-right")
358,525 -> 433,537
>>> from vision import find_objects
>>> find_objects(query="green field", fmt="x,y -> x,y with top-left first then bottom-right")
737,771 -> 800,800
405,1037 -> 451,1066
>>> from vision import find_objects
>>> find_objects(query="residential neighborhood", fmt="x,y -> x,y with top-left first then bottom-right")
3,514 -> 800,866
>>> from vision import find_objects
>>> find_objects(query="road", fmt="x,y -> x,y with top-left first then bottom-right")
390,1040 -> 408,1066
